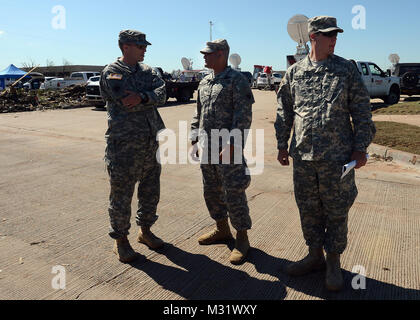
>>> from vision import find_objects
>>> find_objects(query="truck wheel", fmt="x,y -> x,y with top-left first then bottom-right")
385,86 -> 400,105
402,72 -> 418,88
176,89 -> 191,103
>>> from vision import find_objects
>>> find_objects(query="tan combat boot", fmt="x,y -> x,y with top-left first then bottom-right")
113,237 -> 138,263
137,226 -> 164,250
285,247 -> 326,276
325,253 -> 344,291
198,218 -> 233,245
229,230 -> 250,265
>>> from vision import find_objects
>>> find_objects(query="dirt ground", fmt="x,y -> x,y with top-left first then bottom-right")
0,89 -> 419,300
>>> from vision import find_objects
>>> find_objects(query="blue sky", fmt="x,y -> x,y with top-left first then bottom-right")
0,0 -> 419,73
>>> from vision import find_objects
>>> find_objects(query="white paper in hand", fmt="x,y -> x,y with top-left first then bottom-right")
341,154 -> 369,180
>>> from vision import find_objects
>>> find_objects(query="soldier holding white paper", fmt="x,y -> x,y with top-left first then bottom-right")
275,16 -> 376,291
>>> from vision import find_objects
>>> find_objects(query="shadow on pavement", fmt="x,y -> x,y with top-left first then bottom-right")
249,248 -> 420,300
128,244 -> 420,300
128,243 -> 287,300
402,96 -> 420,102
91,106 -> 106,112
371,101 -> 390,112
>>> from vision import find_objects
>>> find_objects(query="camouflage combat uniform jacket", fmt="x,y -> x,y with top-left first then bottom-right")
100,60 -> 166,140
191,66 -> 254,158
275,55 -> 376,162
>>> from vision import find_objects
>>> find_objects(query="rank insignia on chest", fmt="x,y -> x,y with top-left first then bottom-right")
107,73 -> 123,80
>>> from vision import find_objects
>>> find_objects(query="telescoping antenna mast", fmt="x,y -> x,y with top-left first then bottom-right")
209,21 -> 214,41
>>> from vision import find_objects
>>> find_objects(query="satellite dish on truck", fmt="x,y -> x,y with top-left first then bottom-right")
181,57 -> 192,70
229,54 -> 242,70
388,54 -> 400,65
287,14 -> 310,46
388,54 -> 400,75
286,14 -> 310,68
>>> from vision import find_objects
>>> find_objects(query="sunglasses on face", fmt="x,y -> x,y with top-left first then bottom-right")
319,31 -> 338,38
133,44 -> 147,50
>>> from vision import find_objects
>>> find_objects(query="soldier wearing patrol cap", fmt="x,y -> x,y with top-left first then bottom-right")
275,16 -> 376,291
190,39 -> 255,265
100,30 -> 166,263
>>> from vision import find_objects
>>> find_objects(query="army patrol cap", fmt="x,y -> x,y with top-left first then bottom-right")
200,39 -> 230,54
308,16 -> 344,34
119,30 -> 151,46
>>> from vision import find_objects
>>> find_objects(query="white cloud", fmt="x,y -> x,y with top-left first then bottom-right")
0,31 -> 5,37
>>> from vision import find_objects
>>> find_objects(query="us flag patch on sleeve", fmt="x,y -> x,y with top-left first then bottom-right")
107,73 -> 123,80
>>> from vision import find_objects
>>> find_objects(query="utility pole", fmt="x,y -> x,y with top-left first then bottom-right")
209,21 -> 214,41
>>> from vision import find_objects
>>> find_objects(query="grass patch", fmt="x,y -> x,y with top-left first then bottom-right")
373,121 -> 420,154
372,101 -> 420,115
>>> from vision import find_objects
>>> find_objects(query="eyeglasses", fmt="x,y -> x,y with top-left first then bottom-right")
319,31 -> 338,38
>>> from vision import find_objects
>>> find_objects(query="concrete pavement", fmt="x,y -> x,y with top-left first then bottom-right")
0,90 -> 419,300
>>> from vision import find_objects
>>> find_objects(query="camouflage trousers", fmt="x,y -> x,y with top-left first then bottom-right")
105,136 -> 161,239
293,158 -> 358,254
200,163 -> 252,231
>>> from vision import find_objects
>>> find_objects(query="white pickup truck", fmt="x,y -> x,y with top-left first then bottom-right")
44,71 -> 100,90
350,60 -> 401,105
256,73 -> 270,89
85,76 -> 105,107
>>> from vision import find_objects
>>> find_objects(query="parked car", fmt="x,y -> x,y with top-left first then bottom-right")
85,76 -> 105,107
44,72 -> 100,90
391,63 -> 420,96
39,77 -> 60,90
256,73 -> 270,89
23,78 -> 44,90
350,60 -> 401,104
272,73 -> 282,85
271,73 -> 283,92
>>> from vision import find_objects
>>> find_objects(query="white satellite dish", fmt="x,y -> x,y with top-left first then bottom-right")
229,53 -> 242,70
287,14 -> 310,45
287,14 -> 310,61
388,54 -> 400,65
181,57 -> 191,70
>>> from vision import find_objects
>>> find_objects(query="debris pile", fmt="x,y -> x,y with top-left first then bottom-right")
0,84 -> 89,113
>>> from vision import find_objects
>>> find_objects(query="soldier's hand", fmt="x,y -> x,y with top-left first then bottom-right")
121,90 -> 142,108
351,151 -> 368,169
277,149 -> 290,166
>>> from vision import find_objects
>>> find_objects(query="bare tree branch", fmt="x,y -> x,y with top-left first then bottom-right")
62,58 -> 72,66
21,58 -> 37,69
46,59 -> 55,67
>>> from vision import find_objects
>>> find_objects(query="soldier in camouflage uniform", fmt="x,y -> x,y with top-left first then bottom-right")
100,30 -> 166,263
190,39 -> 254,265
275,17 -> 376,291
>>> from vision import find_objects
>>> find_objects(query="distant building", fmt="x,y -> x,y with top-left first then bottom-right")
20,65 -> 105,78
